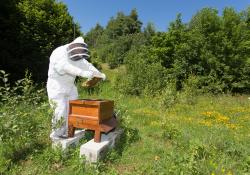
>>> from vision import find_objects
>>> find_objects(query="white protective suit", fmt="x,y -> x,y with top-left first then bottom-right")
47,37 -> 105,139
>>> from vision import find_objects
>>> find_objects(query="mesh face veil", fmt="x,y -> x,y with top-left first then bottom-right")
67,43 -> 90,61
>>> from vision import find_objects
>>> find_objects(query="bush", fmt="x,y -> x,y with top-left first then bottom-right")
157,80 -> 178,108
179,75 -> 200,105
115,46 -> 167,96
0,70 -> 49,173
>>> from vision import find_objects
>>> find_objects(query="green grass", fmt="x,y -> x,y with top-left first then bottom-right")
0,67 -> 249,175
105,95 -> 250,175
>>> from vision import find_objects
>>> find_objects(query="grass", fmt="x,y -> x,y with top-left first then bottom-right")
101,95 -> 249,175
0,66 -> 249,175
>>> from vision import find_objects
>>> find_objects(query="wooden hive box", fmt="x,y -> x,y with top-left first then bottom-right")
68,99 -> 117,142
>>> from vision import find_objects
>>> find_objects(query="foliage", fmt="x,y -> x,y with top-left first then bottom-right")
143,22 -> 157,42
114,45 -> 167,96
1,3 -> 250,94
155,8 -> 250,93
0,65 -> 249,174
85,23 -> 104,48
85,9 -> 145,68
0,0 -> 81,82
157,79 -> 178,108
113,8 -> 250,95
104,9 -> 142,39
0,3 -> 250,174
0,70 -> 48,173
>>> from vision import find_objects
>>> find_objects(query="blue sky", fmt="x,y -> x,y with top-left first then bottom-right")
59,0 -> 250,34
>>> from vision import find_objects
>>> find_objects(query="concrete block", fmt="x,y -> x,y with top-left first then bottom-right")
52,130 -> 85,150
80,129 -> 123,162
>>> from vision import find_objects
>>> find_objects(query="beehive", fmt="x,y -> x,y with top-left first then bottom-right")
68,99 -> 117,142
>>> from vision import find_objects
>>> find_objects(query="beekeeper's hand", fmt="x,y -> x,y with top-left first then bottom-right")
92,72 -> 106,81
100,73 -> 106,81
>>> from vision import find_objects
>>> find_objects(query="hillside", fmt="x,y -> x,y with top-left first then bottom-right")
0,67 -> 249,174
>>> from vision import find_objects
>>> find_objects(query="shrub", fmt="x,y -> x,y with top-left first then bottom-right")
0,70 -> 49,173
157,80 -> 178,108
115,46 -> 167,96
179,75 -> 200,105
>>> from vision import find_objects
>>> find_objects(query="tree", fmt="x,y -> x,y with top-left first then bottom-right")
0,0 -> 81,82
89,9 -> 143,68
143,22 -> 156,42
85,23 -> 104,48
120,7 -> 250,94
105,9 -> 142,39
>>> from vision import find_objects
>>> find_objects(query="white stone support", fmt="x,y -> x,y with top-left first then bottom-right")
52,130 -> 85,150
80,129 -> 123,162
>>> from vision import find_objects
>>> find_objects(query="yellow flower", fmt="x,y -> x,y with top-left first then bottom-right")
199,120 -> 212,126
201,111 -> 213,117
154,156 -> 160,161
226,124 -> 238,130
216,115 -> 229,123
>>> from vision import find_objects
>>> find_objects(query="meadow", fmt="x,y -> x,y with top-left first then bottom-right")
1,1 -> 250,174
0,67 -> 249,175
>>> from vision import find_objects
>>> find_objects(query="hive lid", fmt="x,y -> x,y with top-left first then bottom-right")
69,99 -> 114,105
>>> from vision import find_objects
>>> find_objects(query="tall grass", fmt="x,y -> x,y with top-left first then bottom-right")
0,68 -> 249,175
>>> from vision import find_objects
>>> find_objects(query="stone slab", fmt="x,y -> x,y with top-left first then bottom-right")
52,130 -> 85,150
80,129 -> 123,162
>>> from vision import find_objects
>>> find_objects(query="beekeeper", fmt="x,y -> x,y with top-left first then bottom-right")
47,36 -> 105,139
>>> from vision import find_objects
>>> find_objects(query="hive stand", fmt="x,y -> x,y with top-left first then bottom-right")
80,128 -> 123,162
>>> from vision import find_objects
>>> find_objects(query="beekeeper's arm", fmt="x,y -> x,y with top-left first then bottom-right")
81,59 -> 106,80
63,63 -> 95,79
54,60 -> 94,79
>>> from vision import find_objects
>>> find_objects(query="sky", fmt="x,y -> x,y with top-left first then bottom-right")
59,0 -> 250,34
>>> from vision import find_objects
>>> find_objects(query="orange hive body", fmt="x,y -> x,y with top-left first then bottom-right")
68,99 -> 117,142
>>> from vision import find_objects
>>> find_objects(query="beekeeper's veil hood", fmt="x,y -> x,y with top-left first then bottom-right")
67,37 -> 89,61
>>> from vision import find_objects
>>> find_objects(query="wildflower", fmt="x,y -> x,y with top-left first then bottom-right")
226,124 -> 238,130
154,156 -> 160,160
216,115 -> 229,123
199,120 -> 212,126
201,111 -> 213,117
